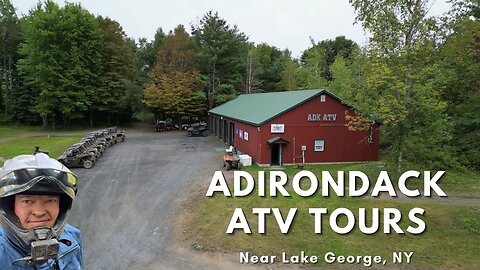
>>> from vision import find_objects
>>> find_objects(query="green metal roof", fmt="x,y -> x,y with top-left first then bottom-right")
267,137 -> 290,144
209,89 -> 341,126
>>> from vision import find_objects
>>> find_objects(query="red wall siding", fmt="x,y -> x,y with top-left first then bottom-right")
210,94 -> 379,165
258,94 -> 379,165
232,121 -> 262,162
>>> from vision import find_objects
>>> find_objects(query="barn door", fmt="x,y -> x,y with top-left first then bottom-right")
270,144 -> 283,166
229,123 -> 235,146
223,120 -> 228,142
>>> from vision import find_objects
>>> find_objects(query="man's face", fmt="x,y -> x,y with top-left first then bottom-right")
14,194 -> 60,229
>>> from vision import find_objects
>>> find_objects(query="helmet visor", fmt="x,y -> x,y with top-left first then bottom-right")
0,169 -> 77,199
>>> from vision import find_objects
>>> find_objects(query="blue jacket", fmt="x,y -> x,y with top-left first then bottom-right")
0,224 -> 83,270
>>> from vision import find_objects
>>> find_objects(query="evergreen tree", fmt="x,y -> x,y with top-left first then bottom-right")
137,28 -> 166,85
191,11 -> 248,108
251,43 -> 289,92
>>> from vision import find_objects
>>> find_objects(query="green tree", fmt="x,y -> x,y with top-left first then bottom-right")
348,0 -> 451,172
17,1 -> 101,128
329,53 -> 364,98
279,58 -> 299,91
191,11 -> 248,108
251,43 -> 289,92
95,16 -> 138,125
298,43 -> 328,89
301,36 -> 359,82
137,28 -> 166,85
244,45 -> 260,94
0,0 -> 21,120
143,25 -> 205,120
436,0 -> 480,169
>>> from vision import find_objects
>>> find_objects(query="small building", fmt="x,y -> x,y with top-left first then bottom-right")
208,89 -> 379,166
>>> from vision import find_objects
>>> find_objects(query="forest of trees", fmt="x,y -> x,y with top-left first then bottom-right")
0,0 -> 478,170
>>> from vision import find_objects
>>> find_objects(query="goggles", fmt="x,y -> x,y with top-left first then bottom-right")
0,169 -> 77,199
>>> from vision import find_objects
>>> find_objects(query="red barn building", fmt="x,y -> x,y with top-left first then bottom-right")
209,89 -> 379,166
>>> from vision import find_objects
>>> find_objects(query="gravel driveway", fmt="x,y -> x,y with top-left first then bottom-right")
68,127 -> 229,269
65,125 -> 479,270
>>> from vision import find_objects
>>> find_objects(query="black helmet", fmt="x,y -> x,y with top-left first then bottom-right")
0,153 -> 78,255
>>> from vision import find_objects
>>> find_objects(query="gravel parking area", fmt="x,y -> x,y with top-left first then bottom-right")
68,127 -> 230,269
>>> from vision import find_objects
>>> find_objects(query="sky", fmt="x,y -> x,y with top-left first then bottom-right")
11,0 -> 452,58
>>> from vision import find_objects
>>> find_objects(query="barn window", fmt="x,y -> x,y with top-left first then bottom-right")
320,95 -> 326,102
314,139 -> 325,152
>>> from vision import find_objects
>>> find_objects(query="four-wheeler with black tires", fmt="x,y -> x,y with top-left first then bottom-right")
223,153 -> 242,170
106,126 -> 125,144
81,137 -> 106,157
186,123 -> 208,137
58,146 -> 96,169
181,118 -> 207,130
102,130 -> 115,147
114,130 -> 126,143
155,118 -> 179,132
71,142 -> 99,161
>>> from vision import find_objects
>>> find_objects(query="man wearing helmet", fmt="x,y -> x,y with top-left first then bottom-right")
0,153 -> 82,269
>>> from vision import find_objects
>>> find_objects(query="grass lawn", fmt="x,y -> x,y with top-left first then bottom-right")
183,164 -> 480,269
0,126 -> 44,138
242,162 -> 480,198
0,126 -> 86,165
0,136 -> 83,159
0,124 -> 109,138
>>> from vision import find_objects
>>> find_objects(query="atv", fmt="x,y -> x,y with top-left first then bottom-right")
155,118 -> 179,132
58,145 -> 96,169
223,153 -> 242,170
186,123 -> 208,137
114,130 -> 126,143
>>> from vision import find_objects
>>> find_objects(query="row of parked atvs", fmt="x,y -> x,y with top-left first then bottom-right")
57,127 -> 126,169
